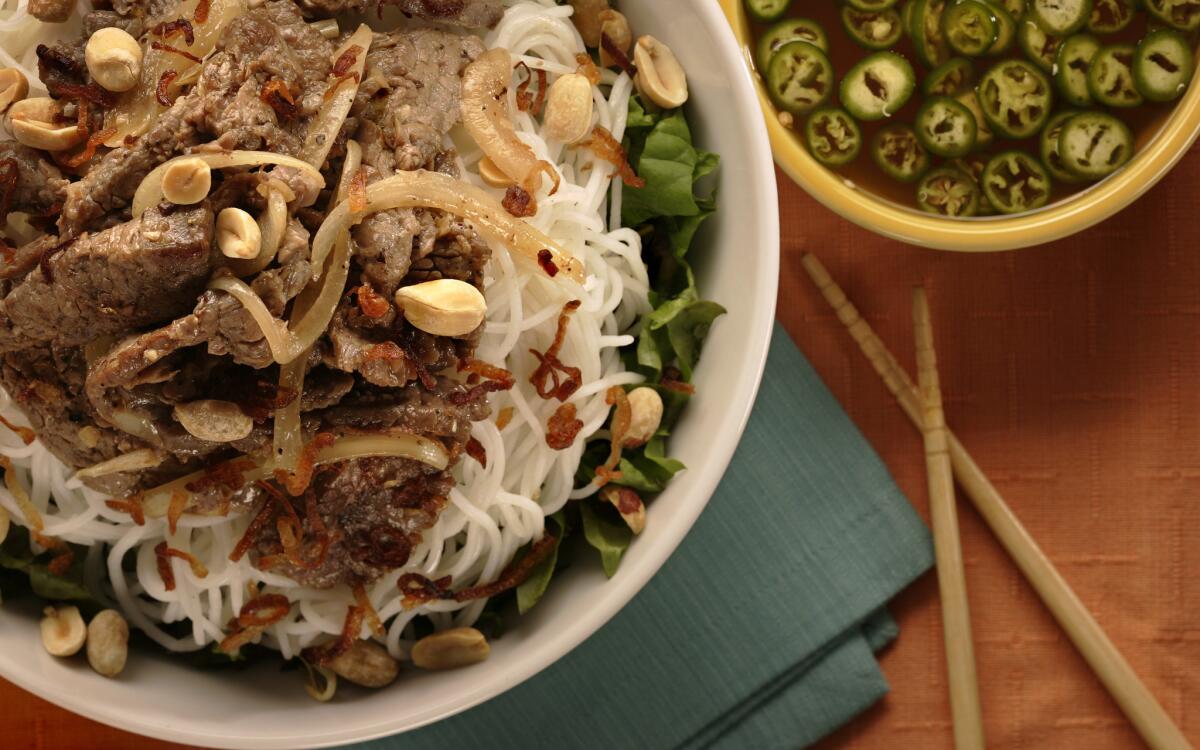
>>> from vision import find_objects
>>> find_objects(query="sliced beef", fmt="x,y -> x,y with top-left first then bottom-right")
0,346 -> 154,495
0,142 -> 68,220
300,0 -> 502,28
110,0 -> 179,21
83,10 -> 144,38
192,0 -> 333,153
353,28 -> 483,173
59,93 -> 205,235
252,455 -> 452,588
319,377 -> 489,443
30,0 -> 74,24
0,234 -> 60,284
0,203 -> 214,352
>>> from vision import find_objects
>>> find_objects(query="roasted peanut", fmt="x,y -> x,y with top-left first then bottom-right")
634,36 -> 689,109
411,627 -> 490,670
173,399 -> 254,443
216,207 -> 262,260
327,640 -> 400,688
6,97 -> 83,151
598,10 -> 632,68
161,157 -> 212,204
86,609 -> 129,678
0,68 -> 29,116
624,386 -> 663,446
543,73 -> 594,144
569,0 -> 610,48
602,485 -> 646,535
395,279 -> 487,338
85,27 -> 143,93
41,605 -> 86,657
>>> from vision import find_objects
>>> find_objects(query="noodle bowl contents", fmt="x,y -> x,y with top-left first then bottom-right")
0,0 -> 723,695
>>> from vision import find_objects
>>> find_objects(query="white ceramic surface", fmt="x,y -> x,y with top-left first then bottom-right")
0,2 -> 781,746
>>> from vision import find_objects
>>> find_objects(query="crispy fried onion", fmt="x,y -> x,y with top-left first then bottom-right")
581,126 -> 644,188
537,248 -> 559,277
660,366 -> 696,395
154,541 -> 209,591
260,79 -> 299,120
105,492 -> 146,526
310,169 -> 584,284
0,413 -> 36,445
152,18 -> 196,45
41,536 -> 75,576
353,583 -> 386,637
273,432 -> 335,496
546,402 -> 583,450
575,53 -> 601,85
461,48 -> 560,203
72,448 -> 165,481
514,62 -> 548,115
249,480 -> 332,571
155,70 -> 179,107
300,604 -> 364,665
601,32 -> 637,77
502,185 -> 536,218
62,128 -> 117,169
194,0 -> 211,23
496,406 -> 514,430
132,150 -> 324,217
151,41 -> 202,64
353,283 -> 390,318
465,437 -> 487,467
396,532 -> 558,607
529,300 -> 583,401
451,358 -> 516,405
299,25 -> 371,169
594,386 -> 631,485
217,593 -> 292,653
138,434 -> 450,519
0,455 -> 42,532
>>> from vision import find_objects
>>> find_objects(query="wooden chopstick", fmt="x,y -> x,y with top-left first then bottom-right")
913,287 -> 986,750
801,254 -> 1194,750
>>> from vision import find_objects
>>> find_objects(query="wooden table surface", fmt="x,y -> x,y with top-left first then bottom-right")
5,153 -> 1200,749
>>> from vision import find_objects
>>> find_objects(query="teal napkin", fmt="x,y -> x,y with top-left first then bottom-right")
348,325 -> 933,750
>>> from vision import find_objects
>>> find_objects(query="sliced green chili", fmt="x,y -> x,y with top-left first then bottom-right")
913,0 -> 951,67
956,89 -> 995,146
981,151 -> 1053,213
1144,0 -> 1200,32
983,1 -> 1018,55
915,96 -> 979,157
840,51 -> 917,120
1133,29 -> 1195,103
805,106 -> 863,166
1088,43 -> 1143,107
924,57 -> 975,96
842,6 -> 907,50
998,0 -> 1028,18
766,41 -> 835,115
952,153 -> 999,214
1057,111 -> 1133,178
1087,0 -> 1136,32
848,0 -> 901,9
871,123 -> 932,181
1018,17 -> 1063,72
1039,110 -> 1085,183
756,18 -> 829,72
1029,0 -> 1093,34
977,59 -> 1054,138
746,0 -> 793,23
1055,33 -> 1100,106
917,166 -> 981,216
942,0 -> 998,56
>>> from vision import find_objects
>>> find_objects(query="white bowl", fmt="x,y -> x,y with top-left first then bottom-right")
0,2 -> 780,746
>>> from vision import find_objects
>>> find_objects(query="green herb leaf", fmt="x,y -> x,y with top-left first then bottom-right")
622,108 -> 706,226
579,500 -> 632,578
516,512 -> 565,614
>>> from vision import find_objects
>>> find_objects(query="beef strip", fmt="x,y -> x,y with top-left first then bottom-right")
300,0 -> 502,29
30,0 -> 74,24
319,377 -> 489,443
0,203 -> 214,352
0,345 -> 154,495
0,142 -> 68,219
192,0 -> 333,153
83,10 -> 144,38
59,92 -> 206,235
110,0 -> 180,22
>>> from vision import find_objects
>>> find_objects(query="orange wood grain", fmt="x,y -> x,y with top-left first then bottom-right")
4,151 -> 1200,750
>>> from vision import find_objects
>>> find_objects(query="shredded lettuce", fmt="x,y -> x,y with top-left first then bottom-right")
579,500 -> 632,578
0,525 -> 96,605
515,511 -> 565,613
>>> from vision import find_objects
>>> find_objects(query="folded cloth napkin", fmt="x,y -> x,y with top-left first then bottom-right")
348,325 -> 933,750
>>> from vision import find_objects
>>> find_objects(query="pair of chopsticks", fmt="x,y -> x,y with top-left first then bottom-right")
801,254 -> 1193,750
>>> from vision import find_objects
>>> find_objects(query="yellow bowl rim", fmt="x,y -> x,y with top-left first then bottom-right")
719,0 -> 1200,251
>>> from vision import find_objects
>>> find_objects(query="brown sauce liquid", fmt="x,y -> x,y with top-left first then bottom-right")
749,2 -> 1184,216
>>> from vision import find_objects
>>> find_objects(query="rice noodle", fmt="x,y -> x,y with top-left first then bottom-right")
0,0 -> 655,660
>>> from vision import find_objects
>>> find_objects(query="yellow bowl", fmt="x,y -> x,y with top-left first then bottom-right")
719,0 -> 1200,251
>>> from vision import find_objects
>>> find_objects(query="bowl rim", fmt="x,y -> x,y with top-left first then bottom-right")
0,3 -> 781,747
719,0 -> 1200,252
